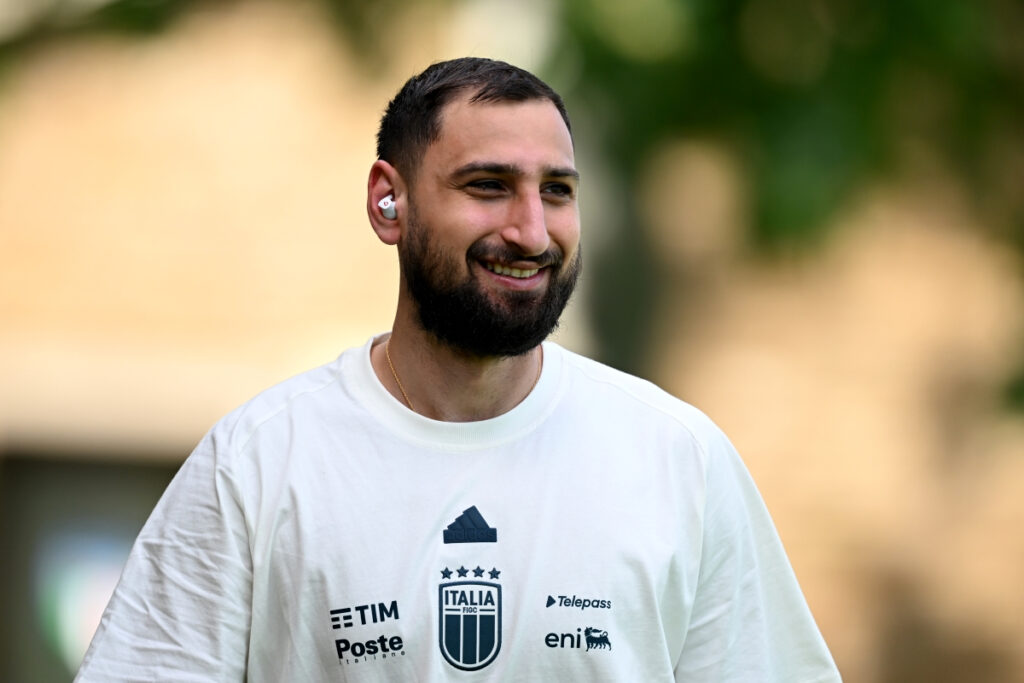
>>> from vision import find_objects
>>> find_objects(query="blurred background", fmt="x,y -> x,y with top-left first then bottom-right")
1,0 -> 1022,680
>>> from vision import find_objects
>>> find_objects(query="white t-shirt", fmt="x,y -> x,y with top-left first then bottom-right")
77,336 -> 841,682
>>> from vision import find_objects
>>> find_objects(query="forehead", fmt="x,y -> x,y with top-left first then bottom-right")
421,96 -> 575,176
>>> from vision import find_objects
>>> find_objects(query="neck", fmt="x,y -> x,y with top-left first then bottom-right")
372,317 -> 543,422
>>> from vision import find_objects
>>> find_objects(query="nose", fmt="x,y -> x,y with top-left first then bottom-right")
500,191 -> 550,257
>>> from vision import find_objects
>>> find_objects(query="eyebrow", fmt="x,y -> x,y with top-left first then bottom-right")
451,161 -> 580,181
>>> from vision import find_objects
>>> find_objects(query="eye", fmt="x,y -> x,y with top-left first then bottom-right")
466,179 -> 506,194
543,182 -> 575,199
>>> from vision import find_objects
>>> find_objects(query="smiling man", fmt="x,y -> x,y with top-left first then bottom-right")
369,75 -> 582,419
77,58 -> 841,682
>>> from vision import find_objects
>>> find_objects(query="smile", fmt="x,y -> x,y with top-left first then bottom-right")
483,262 -> 540,279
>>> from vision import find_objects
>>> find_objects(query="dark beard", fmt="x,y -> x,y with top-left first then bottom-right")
399,215 -> 581,358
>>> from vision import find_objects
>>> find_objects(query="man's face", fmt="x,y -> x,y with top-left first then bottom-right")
398,96 -> 581,358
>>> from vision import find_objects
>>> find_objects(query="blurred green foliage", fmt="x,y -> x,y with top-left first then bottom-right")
79,0 -> 191,33
1,0 -> 1021,384
558,0 -> 1023,246
552,0 -> 1024,373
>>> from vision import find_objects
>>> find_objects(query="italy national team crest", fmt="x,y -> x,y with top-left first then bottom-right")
438,574 -> 502,671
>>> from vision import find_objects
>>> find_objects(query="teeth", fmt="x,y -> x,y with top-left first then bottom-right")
485,263 -> 539,278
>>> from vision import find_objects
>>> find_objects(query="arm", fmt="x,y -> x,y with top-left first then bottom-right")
675,431 -> 841,682
75,429 -> 253,682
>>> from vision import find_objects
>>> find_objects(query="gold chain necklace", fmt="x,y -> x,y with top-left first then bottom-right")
384,338 -> 544,414
385,339 -> 413,410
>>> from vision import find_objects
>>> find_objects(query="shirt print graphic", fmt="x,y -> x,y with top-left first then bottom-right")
443,505 -> 497,543
438,570 -> 502,671
439,505 -> 502,670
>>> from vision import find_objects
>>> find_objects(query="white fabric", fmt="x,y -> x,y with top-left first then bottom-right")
77,336 -> 841,682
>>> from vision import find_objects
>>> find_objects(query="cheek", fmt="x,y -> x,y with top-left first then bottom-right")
463,203 -> 513,232
415,206 -> 487,250
547,213 -> 581,255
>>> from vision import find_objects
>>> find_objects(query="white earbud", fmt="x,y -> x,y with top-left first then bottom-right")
378,194 -> 397,219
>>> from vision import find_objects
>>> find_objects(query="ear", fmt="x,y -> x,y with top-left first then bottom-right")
367,159 -> 405,246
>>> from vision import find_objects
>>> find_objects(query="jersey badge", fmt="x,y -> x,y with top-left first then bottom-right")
438,566 -> 502,670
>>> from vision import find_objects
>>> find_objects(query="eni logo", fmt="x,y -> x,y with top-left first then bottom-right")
584,627 -> 612,651
545,626 -> 613,652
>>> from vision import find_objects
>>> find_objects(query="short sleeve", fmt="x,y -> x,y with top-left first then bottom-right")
75,427 -> 253,682
675,429 -> 841,682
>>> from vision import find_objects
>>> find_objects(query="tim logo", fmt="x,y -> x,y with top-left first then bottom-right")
438,581 -> 502,670
330,601 -> 399,629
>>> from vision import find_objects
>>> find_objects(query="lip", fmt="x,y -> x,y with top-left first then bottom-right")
477,260 -> 549,291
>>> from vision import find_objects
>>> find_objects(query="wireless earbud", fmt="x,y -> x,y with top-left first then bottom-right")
378,194 -> 397,219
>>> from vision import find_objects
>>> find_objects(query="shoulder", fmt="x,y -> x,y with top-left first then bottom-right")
547,343 -> 731,453
205,351 -> 351,455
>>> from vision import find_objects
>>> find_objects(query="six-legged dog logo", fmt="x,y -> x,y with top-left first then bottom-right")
584,627 -> 611,651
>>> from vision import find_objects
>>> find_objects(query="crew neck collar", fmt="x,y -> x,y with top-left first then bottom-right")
343,334 -> 565,451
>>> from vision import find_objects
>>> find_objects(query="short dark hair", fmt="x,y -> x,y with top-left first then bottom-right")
376,57 -> 572,181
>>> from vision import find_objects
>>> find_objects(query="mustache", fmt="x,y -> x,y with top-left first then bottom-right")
467,242 -> 564,269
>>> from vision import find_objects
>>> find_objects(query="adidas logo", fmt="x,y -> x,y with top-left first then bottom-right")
443,506 -> 497,544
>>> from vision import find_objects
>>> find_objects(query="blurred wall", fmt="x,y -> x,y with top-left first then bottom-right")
0,1 -> 584,678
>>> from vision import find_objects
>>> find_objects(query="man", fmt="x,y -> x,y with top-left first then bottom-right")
77,58 -> 841,681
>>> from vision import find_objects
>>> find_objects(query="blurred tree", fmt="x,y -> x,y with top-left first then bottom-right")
551,0 -> 1024,373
